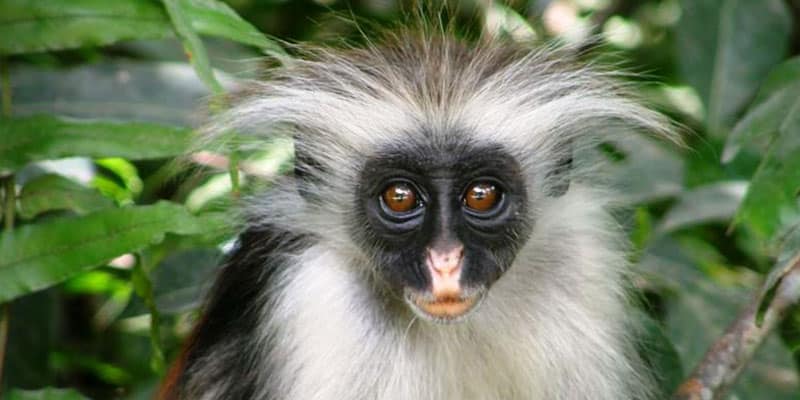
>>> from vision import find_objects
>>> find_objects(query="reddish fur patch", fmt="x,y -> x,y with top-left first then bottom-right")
155,317 -> 206,400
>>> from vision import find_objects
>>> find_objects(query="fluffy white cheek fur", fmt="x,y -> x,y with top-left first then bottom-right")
255,186 -> 651,400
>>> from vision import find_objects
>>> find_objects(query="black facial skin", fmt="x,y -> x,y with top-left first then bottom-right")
352,136 -> 533,307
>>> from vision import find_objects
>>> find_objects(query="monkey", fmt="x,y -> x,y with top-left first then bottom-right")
158,23 -> 674,400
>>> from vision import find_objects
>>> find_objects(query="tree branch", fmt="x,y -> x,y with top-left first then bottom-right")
673,254 -> 800,400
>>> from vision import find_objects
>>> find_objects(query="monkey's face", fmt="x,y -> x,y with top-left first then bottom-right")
354,140 -> 532,323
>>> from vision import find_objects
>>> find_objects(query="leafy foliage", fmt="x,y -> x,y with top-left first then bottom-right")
0,0 -> 799,399
0,116 -> 192,172
0,202 -> 228,302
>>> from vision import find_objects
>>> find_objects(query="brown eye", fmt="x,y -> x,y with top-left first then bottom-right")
382,182 -> 419,213
463,182 -> 501,212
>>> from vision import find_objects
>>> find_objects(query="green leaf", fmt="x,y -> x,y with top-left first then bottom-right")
132,256 -> 165,373
635,312 -> 683,398
11,62 -> 225,125
0,0 -> 171,55
162,0 -> 223,94
49,351 -> 132,385
180,0 -> 286,58
724,57 -> 800,162
706,0 -> 791,134
656,181 -> 747,234
95,158 -> 144,197
734,117 -> 800,245
0,115 -> 192,172
751,56 -> 800,105
91,158 -> 143,206
675,0 -> 722,109
0,202 -> 229,302
6,388 -> 89,400
724,87 -> 800,163
18,174 -> 114,219
0,0 -> 284,56
723,58 -> 800,245
676,0 -> 791,136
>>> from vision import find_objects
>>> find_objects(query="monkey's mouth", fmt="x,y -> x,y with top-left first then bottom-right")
404,289 -> 485,324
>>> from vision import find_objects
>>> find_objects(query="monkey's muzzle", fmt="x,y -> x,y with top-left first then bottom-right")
404,242 -> 486,323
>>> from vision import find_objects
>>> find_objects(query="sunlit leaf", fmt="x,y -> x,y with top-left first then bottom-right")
63,270 -> 129,295
0,202 -> 229,302
0,0 -> 171,55
95,158 -> 144,198
185,173 -> 235,212
18,174 -> 114,219
0,115 -> 192,172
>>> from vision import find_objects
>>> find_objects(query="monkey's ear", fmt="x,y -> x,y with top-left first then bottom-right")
546,143 -> 572,197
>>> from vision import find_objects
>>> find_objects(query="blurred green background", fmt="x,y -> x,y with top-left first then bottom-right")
1,0 -> 800,398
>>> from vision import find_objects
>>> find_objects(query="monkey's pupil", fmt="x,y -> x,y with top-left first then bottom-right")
465,183 -> 499,212
383,183 -> 417,213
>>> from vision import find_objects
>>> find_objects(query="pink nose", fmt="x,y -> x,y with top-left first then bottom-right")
427,245 -> 464,277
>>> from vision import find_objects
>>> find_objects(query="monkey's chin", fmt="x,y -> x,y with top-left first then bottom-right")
404,289 -> 485,324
